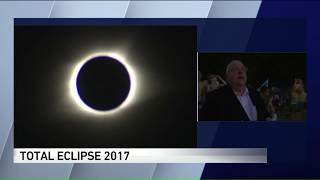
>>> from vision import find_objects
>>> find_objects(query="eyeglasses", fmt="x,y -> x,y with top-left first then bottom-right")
228,66 -> 248,73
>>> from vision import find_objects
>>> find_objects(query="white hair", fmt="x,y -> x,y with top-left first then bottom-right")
226,60 -> 244,74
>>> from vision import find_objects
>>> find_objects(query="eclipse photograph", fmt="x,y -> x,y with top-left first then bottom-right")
14,23 -> 197,148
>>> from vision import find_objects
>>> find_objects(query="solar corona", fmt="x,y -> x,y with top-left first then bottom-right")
69,52 -> 137,116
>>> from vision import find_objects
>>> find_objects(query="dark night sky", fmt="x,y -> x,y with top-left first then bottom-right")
14,26 -> 197,148
199,53 -> 306,90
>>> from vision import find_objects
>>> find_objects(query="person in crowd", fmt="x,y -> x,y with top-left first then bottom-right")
291,78 -> 307,120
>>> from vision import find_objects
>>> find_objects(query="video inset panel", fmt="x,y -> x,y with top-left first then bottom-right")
198,53 -> 306,121
14,25 -> 197,148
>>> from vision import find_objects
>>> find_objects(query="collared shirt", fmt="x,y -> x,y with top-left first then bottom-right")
233,88 -> 257,121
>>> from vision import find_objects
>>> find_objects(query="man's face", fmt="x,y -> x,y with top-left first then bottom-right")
226,61 -> 247,87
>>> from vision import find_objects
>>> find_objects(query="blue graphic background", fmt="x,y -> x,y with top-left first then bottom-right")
201,1 -> 320,178
1,1 -> 319,178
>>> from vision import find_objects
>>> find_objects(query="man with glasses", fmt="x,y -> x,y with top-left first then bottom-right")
201,60 -> 275,121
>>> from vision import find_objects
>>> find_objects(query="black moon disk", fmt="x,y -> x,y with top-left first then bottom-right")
76,56 -> 131,111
